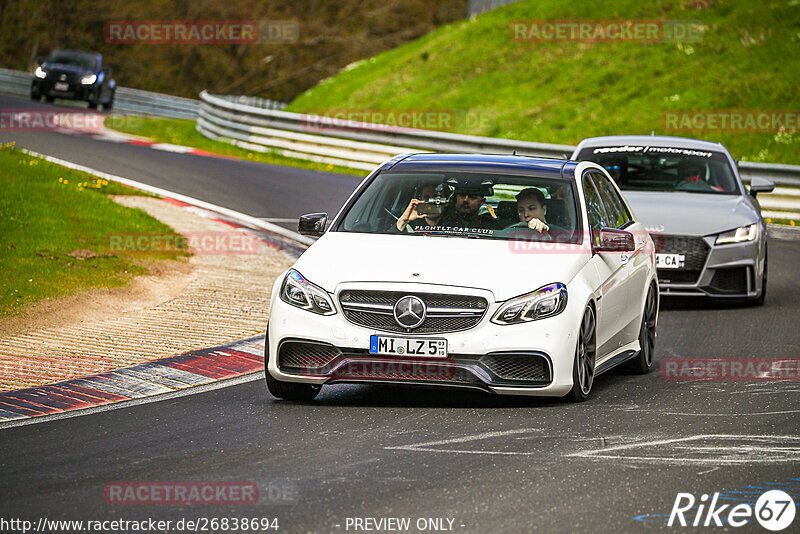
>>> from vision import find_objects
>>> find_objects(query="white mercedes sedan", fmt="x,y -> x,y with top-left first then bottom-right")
265,153 -> 658,402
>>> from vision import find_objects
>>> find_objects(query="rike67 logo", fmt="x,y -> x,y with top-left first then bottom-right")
668,490 -> 795,530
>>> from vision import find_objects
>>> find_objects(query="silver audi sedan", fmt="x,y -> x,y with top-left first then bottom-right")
572,135 -> 773,304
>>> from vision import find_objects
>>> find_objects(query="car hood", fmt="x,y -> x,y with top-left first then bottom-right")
292,232 -> 590,302
621,191 -> 758,236
43,62 -> 92,74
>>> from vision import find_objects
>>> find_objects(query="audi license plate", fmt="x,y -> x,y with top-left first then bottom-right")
655,253 -> 685,270
54,82 -> 69,91
369,335 -> 447,358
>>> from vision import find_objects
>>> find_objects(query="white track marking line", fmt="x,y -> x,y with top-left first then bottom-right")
385,428 -> 542,454
150,143 -> 196,153
567,434 -> 800,465
20,148 -> 315,246
622,408 -> 800,416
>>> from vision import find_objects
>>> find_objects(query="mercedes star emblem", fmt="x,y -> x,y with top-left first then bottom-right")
393,295 -> 426,329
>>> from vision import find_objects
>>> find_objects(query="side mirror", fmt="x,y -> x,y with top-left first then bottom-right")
298,212 -> 327,237
748,177 -> 774,198
594,228 -> 635,253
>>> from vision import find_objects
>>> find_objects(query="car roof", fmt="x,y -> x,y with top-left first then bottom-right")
387,153 -> 573,180
50,49 -> 101,59
575,135 -> 728,153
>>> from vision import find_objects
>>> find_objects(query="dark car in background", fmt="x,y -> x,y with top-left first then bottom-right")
31,49 -> 116,110
572,135 -> 774,305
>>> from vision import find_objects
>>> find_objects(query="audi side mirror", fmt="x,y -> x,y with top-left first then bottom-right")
748,177 -> 774,198
298,213 -> 327,237
594,228 -> 635,253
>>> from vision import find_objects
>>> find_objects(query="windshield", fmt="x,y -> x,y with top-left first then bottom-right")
46,51 -> 97,70
336,171 -> 581,244
576,146 -> 739,194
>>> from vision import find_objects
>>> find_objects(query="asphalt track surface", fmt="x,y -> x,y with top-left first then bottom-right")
0,95 -> 363,228
1,95 -> 799,532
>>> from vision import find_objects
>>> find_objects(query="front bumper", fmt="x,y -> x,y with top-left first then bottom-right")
32,78 -> 98,101
655,233 -> 763,298
267,283 -> 581,397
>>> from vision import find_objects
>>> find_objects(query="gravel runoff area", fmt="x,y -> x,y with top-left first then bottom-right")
0,196 -> 294,391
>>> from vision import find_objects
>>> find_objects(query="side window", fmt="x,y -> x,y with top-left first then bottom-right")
592,172 -> 631,228
582,173 -> 608,244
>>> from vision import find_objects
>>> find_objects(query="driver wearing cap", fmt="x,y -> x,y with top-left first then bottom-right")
437,178 -> 501,229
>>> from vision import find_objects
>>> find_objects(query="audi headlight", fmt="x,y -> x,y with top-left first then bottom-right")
280,269 -> 335,315
34,66 -> 47,79
80,73 -> 97,85
715,223 -> 758,245
491,283 -> 568,325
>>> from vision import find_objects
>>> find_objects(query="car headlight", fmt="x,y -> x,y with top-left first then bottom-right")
80,73 -> 97,85
34,66 -> 46,79
280,269 -> 336,315
715,223 -> 758,245
491,283 -> 567,325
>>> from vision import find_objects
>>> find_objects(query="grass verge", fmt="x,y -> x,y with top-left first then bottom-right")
105,116 -> 366,176
287,0 -> 800,165
764,216 -> 798,226
0,144 -> 188,317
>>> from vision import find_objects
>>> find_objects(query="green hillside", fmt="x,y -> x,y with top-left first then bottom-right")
287,0 -> 800,164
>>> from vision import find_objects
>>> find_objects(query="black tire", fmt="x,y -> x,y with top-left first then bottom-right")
748,246 -> 767,306
264,329 -> 321,401
87,100 -> 98,110
44,96 -> 54,103
623,284 -> 657,374
30,91 -> 40,101
564,305 -> 596,402
104,93 -> 114,111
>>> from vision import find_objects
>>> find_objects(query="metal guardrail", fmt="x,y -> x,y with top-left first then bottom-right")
735,161 -> 800,188
198,90 -> 800,218
197,90 -> 576,170
467,0 -> 523,17
198,91 -> 800,183
113,87 -> 198,119
211,94 -> 287,111
0,67 -> 199,119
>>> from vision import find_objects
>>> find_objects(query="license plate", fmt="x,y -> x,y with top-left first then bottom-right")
369,335 -> 447,358
656,253 -> 686,270
54,82 -> 69,91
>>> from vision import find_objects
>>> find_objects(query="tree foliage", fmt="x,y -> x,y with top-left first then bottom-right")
0,0 -> 466,100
